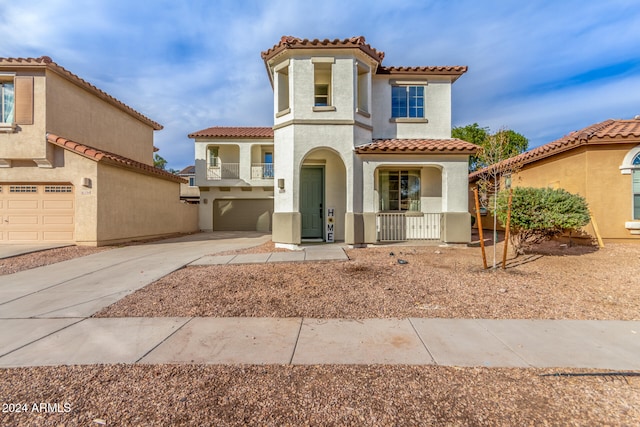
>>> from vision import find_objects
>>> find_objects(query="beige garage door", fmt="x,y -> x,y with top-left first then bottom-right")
213,199 -> 273,232
0,184 -> 75,243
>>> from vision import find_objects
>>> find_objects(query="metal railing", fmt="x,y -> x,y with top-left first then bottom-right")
377,212 -> 441,241
251,163 -> 274,179
207,162 -> 240,180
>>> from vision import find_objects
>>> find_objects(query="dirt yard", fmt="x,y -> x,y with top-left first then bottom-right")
1,240 -> 639,426
96,241 -> 640,320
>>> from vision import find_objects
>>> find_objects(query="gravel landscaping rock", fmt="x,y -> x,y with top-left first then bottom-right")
1,365 -> 638,426
95,243 -> 640,320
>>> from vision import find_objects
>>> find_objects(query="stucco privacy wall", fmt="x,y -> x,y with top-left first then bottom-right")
46,71 -> 155,165
95,164 -> 197,245
512,144 -> 637,241
0,147 -> 99,243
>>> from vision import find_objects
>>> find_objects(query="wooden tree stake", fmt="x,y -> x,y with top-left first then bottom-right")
474,187 -> 488,269
502,188 -> 513,269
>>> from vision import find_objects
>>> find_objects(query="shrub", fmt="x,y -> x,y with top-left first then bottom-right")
492,187 -> 590,254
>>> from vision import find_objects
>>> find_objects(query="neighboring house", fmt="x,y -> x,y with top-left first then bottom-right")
178,165 -> 200,203
191,36 -> 478,247
0,56 -> 198,245
469,118 -> 640,242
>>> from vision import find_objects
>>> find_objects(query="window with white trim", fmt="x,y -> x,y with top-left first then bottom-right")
379,170 -> 421,211
391,85 -> 425,118
276,65 -> 290,114
357,63 -> 369,114
0,80 -> 14,124
312,58 -> 334,110
208,146 -> 219,167
633,153 -> 640,220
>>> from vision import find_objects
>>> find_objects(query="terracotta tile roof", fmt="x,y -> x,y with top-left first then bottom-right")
262,36 -> 385,63
355,138 -> 479,154
188,126 -> 274,139
377,65 -> 468,81
178,165 -> 195,175
469,118 -> 640,181
47,133 -> 186,183
0,56 -> 162,130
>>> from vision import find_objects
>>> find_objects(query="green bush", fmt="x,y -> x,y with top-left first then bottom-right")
491,187 -> 590,254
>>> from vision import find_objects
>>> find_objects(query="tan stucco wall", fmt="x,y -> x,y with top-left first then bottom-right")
95,164 -> 198,245
0,70 -> 48,160
46,71 -> 156,165
472,144 -> 639,242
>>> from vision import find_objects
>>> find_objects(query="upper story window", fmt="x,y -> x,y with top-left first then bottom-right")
312,57 -> 335,111
188,176 -> 195,187
391,85 -> 425,118
208,146 -> 219,167
274,60 -> 290,116
0,81 -> 15,124
356,63 -> 370,116
633,153 -> 640,220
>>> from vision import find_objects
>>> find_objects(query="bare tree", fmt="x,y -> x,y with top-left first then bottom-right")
474,129 -> 523,268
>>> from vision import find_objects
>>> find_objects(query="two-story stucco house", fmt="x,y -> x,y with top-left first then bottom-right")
191,36 -> 477,248
0,56 -> 197,245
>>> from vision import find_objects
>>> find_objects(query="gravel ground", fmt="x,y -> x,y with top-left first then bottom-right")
96,242 -> 640,320
1,365 -> 639,426
0,246 -> 109,276
2,239 -> 640,426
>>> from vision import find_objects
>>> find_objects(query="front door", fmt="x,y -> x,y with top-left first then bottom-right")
300,167 -> 323,239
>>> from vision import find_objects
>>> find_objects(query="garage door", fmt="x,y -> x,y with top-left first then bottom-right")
213,199 -> 273,232
0,184 -> 75,243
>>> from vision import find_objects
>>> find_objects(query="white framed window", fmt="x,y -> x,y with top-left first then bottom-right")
356,63 -> 370,115
0,80 -> 15,124
275,60 -> 290,115
312,58 -> 334,111
633,153 -> 640,220
379,170 -> 421,212
391,85 -> 425,118
208,146 -> 219,167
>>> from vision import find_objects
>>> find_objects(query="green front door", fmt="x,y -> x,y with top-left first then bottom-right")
300,167 -> 324,239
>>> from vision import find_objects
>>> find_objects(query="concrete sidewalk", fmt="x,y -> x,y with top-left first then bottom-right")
0,317 -> 638,369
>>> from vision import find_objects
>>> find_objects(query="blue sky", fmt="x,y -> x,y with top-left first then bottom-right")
1,0 -> 639,169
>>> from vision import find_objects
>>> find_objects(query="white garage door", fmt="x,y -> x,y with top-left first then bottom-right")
0,184 -> 75,243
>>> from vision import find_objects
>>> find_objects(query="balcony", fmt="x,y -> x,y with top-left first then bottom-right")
207,159 -> 239,180
251,163 -> 274,179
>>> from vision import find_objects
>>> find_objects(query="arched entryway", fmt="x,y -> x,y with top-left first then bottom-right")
299,148 -> 347,241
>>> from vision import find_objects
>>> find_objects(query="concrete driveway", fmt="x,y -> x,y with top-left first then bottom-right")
0,232 -> 271,317
0,243 -> 73,259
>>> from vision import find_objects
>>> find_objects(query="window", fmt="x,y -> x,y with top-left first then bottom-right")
379,170 -> 421,211
263,151 -> 273,178
633,153 -> 640,220
10,185 -> 37,193
208,147 -> 219,167
312,58 -> 334,109
391,85 -> 424,118
188,177 -> 195,187
0,81 -> 14,124
276,62 -> 290,114
45,185 -> 73,193
357,64 -> 369,114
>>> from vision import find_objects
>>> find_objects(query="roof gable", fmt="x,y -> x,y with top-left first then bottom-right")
0,57 -> 162,130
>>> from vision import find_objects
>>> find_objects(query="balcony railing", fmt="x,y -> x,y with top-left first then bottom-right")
251,163 -> 274,179
207,161 -> 240,180
376,212 -> 441,241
